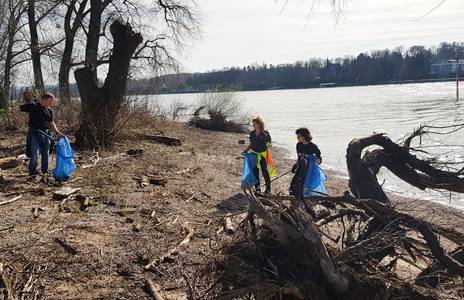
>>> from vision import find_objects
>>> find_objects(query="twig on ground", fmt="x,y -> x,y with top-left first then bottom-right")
145,279 -> 164,300
0,195 -> 22,206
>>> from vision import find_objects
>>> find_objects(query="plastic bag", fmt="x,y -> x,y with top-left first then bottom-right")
52,136 -> 76,182
303,155 -> 327,197
241,152 -> 258,189
265,149 -> 277,178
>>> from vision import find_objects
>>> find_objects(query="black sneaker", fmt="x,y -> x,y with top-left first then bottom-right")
264,189 -> 271,197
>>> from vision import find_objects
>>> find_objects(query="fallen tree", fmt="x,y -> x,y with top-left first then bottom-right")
201,127 -> 464,299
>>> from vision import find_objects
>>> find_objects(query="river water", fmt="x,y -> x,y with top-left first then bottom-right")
153,82 -> 464,208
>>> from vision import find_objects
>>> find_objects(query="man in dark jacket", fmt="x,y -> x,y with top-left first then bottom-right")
20,93 -> 63,176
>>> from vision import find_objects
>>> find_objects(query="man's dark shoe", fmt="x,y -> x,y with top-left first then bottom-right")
264,189 -> 271,197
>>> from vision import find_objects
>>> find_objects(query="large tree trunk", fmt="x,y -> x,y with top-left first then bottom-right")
346,136 -> 390,204
348,134 -> 464,196
74,20 -> 143,149
27,0 -> 45,93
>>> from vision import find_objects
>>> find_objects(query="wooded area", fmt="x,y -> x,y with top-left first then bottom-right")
0,0 -> 199,148
128,42 -> 464,94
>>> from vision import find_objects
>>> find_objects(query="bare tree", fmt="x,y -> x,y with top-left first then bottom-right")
58,0 -> 89,103
0,0 -> 27,108
26,0 -> 44,92
0,0 -> 9,106
26,0 -> 61,93
74,19 -> 143,148
73,0 -> 200,149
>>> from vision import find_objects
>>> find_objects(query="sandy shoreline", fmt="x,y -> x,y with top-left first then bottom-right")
1,120 -> 463,298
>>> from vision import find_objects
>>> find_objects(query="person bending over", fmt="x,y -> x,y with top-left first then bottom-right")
289,127 -> 322,199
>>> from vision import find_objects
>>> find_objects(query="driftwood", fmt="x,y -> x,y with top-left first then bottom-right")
145,223 -> 194,270
347,133 -> 464,205
417,248 -> 464,287
54,238 -> 78,255
135,175 -> 168,187
133,223 -> 142,232
76,195 -> 90,211
145,279 -> 164,300
148,176 -> 168,186
0,195 -> 22,206
0,263 -> 14,300
140,175 -> 150,187
309,193 -> 464,276
179,223 -> 194,246
31,207 -> 44,219
224,190 -> 451,299
245,188 -> 349,293
223,217 -> 235,234
146,135 -> 182,146
207,131 -> 464,299
53,187 -> 81,200
0,156 -> 19,170
127,149 -> 143,156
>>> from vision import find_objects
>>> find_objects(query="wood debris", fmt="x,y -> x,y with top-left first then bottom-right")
147,135 -> 182,146
53,187 -> 81,200
54,238 -> 78,255
0,157 -> 19,170
145,279 -> 165,300
0,195 -> 22,206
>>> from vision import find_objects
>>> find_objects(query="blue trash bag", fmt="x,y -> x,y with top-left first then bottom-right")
52,136 -> 76,182
241,152 -> 258,189
303,155 -> 327,197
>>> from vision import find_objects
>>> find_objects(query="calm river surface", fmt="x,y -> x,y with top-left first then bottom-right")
154,82 -> 464,208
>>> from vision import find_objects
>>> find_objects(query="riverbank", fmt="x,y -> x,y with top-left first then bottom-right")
1,118 -> 463,298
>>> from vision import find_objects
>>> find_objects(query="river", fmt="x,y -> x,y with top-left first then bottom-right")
152,82 -> 464,208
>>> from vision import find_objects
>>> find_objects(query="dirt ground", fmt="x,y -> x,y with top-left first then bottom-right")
1,118 -> 463,299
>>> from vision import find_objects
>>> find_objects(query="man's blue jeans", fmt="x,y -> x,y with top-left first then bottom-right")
28,129 -> 51,175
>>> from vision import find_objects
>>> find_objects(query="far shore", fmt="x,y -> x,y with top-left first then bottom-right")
142,77 -> 462,96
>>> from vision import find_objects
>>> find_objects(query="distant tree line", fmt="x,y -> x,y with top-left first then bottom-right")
128,42 -> 464,94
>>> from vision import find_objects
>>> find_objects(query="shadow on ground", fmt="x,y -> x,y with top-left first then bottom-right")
216,192 -> 249,213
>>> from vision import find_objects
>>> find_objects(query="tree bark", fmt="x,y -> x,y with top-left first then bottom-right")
246,189 -> 350,294
58,0 -> 88,103
75,20 -> 143,149
85,0 -> 103,79
1,39 -> 12,108
1,1 -> 22,108
27,0 -> 45,93
58,43 -> 72,103
346,136 -> 390,203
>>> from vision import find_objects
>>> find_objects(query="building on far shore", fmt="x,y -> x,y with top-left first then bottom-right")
431,60 -> 464,75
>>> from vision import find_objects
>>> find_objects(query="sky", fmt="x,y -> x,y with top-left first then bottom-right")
180,0 -> 464,73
